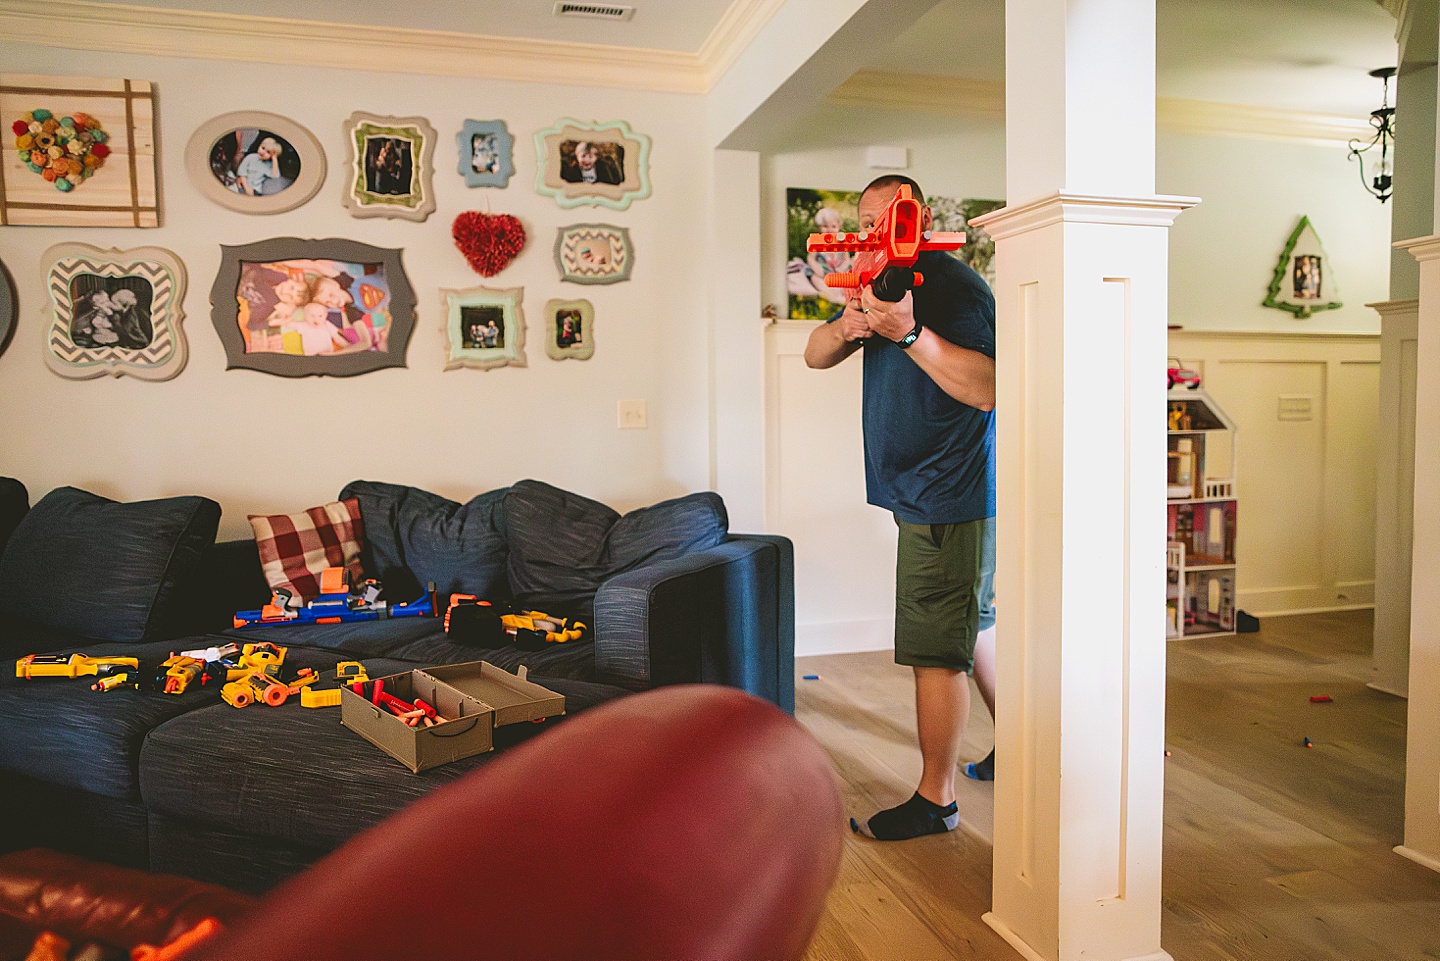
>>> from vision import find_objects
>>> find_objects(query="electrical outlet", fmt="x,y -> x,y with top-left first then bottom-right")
617,399 -> 647,430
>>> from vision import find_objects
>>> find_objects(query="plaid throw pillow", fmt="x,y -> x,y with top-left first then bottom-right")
249,498 -> 365,601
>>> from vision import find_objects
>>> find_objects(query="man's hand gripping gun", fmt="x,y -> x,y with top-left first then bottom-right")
805,184 -> 965,302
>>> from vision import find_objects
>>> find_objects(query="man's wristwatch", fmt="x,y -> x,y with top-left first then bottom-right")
896,322 -> 923,349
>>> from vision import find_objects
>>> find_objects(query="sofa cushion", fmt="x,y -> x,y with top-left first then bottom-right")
0,477 -> 27,556
249,498 -> 365,602
503,480 -> 728,621
0,488 -> 221,643
140,662 -> 628,851
338,481 -> 509,602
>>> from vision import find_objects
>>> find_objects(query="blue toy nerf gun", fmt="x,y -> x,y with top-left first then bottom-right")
233,567 -> 437,629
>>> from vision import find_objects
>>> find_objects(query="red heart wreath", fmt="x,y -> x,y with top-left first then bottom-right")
453,212 -> 526,277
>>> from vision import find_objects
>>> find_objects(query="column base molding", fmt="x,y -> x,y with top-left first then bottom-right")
1395,844 -> 1440,874
982,912 -> 1176,961
1366,679 -> 1409,698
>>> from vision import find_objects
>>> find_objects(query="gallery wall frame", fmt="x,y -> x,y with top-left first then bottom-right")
554,223 -> 633,285
457,119 -> 514,188
185,111 -> 326,215
41,242 -> 188,381
1262,215 -> 1342,319
441,285 -> 526,371
210,237 -> 416,377
341,112 -> 436,222
544,298 -> 593,361
0,258 -> 16,359
534,118 -> 650,210
1,73 -> 160,227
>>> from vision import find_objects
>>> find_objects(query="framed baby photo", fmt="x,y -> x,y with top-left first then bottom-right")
210,237 -> 417,377
1,73 -> 160,227
554,224 -> 634,285
41,243 -> 188,381
545,298 -> 593,361
184,111 -> 326,215
534,118 -> 651,210
342,112 -> 437,222
457,119 -> 514,188
442,285 -> 526,371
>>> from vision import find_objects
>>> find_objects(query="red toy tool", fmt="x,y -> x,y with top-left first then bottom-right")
805,184 -> 965,302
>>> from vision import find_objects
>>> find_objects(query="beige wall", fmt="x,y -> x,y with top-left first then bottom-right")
0,43 -> 716,540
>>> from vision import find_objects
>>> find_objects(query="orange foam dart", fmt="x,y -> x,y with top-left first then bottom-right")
805,184 -> 965,301
131,917 -> 223,961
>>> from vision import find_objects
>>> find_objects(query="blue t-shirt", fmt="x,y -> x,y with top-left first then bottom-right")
856,251 -> 995,524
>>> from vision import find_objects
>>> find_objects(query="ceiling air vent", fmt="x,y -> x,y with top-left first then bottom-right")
554,2 -> 635,21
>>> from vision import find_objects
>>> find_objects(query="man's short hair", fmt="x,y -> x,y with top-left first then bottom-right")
862,175 -> 925,205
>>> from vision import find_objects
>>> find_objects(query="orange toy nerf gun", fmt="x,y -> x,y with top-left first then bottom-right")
806,184 -> 965,302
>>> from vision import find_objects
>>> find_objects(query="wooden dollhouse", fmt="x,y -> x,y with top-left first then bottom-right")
1167,388 -> 1238,639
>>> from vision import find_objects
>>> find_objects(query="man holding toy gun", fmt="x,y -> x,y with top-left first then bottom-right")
805,175 -> 997,841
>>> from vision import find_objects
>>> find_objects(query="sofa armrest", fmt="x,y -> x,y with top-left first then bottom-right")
593,534 -> 795,712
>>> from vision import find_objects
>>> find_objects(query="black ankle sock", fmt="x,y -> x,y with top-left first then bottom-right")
964,748 -> 995,782
850,791 -> 959,840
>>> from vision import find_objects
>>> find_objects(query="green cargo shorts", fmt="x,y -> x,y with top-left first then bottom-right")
893,515 -> 996,672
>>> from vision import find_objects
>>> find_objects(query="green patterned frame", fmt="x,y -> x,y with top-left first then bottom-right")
342,112 -> 437,222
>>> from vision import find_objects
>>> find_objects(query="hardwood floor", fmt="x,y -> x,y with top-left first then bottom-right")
795,610 -> 1440,961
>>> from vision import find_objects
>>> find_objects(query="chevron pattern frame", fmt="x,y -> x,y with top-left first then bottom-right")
42,242 -> 188,380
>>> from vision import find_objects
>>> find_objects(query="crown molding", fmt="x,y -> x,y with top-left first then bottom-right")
0,0 -> 754,93
829,71 -> 1372,145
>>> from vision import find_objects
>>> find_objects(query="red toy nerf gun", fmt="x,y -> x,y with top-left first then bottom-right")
806,184 -> 965,302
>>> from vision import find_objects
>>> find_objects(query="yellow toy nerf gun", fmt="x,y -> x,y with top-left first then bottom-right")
155,654 -> 206,695
444,597 -> 586,650
805,183 -> 965,302
16,653 -> 139,679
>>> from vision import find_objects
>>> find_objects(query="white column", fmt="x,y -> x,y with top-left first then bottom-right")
1367,299 -> 1419,698
1392,237 -> 1440,874
971,0 -> 1196,958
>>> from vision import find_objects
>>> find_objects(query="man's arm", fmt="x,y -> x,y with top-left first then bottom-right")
860,286 -> 995,411
804,297 -> 871,369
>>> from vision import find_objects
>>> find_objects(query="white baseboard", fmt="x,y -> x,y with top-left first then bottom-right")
795,617 -> 892,658
1395,844 -> 1440,875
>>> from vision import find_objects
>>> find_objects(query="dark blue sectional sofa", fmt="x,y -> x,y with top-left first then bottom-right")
0,477 -> 794,893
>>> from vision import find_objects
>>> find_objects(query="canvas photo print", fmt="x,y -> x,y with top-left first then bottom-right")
235,259 -> 394,357
786,187 -> 860,320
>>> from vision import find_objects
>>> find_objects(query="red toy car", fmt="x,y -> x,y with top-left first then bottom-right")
1168,357 -> 1201,390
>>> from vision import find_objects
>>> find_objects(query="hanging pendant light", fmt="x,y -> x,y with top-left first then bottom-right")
1348,66 -> 1396,203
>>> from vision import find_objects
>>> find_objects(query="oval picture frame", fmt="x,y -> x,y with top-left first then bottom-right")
185,111 -> 327,215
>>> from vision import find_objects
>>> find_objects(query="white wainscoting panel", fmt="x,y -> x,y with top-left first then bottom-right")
1169,330 -> 1380,616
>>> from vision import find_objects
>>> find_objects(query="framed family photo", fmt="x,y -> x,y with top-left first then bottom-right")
0,257 -> 16,359
534,118 -> 651,210
785,187 -> 859,319
554,224 -> 633,285
185,111 -> 326,215
457,119 -> 514,188
544,298 -> 593,361
210,237 -> 416,377
341,112 -> 436,222
1263,215 -> 1342,319
1,73 -> 160,227
442,285 -> 526,371
41,243 -> 188,381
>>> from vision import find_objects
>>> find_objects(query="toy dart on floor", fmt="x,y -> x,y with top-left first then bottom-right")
444,595 -> 587,650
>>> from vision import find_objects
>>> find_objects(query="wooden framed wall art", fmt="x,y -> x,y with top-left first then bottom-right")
1,74 -> 160,227
457,120 -> 514,188
544,298 -> 593,361
554,224 -> 633,285
1262,215 -> 1342,319
185,111 -> 326,214
42,243 -> 188,380
342,112 -> 436,222
442,285 -> 526,371
534,119 -> 651,210
210,237 -> 416,377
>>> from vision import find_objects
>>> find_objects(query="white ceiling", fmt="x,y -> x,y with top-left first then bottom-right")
84,0 -> 1400,118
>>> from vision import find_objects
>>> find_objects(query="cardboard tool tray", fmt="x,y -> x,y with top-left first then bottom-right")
340,661 -> 565,773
